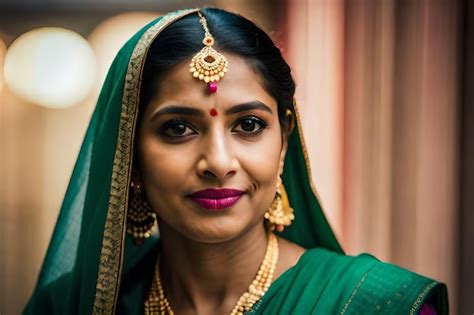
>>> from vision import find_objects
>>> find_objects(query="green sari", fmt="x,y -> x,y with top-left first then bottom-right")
24,8 -> 448,315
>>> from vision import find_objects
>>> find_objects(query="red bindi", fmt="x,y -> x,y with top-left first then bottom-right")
210,108 -> 218,117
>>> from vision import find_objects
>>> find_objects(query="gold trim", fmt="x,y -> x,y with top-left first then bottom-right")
339,272 -> 369,314
92,9 -> 199,315
408,281 -> 437,315
340,272 -> 438,314
292,99 -> 344,248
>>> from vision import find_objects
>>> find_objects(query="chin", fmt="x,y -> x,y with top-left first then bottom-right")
182,217 -> 260,244
186,225 -> 245,244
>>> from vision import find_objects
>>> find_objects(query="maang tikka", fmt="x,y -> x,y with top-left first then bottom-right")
189,11 -> 229,94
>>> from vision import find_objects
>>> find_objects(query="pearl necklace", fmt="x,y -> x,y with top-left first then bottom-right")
144,232 -> 279,315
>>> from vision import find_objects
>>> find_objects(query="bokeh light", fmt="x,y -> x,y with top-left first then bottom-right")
4,27 -> 96,108
88,12 -> 160,85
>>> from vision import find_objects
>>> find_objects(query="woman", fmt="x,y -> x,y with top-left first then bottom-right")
24,8 -> 448,315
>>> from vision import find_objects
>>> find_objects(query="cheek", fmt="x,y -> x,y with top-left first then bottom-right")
237,131 -> 283,193
137,133 -> 194,198
238,142 -> 281,220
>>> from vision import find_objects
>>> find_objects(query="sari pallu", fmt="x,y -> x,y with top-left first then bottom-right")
252,249 -> 448,314
23,8 -> 448,315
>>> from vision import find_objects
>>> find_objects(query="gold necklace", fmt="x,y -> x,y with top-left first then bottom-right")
144,232 -> 279,315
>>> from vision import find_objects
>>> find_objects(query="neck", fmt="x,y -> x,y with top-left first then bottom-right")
158,221 -> 270,314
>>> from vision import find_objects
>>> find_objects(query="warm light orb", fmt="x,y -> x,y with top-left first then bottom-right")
4,27 -> 96,108
88,12 -> 160,84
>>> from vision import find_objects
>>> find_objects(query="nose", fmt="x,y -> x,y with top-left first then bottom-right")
196,130 -> 237,180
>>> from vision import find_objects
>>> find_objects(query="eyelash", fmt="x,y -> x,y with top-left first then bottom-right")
159,119 -> 197,142
158,116 -> 267,142
232,116 -> 267,138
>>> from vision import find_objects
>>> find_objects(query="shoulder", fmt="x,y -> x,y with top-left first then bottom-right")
261,248 -> 448,314
337,254 -> 448,315
300,249 -> 448,315
23,272 -> 74,314
258,247 -> 379,314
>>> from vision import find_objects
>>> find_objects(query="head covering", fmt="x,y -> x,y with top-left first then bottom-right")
24,8 -> 343,315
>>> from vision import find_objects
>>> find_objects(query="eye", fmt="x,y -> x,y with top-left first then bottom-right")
232,116 -> 267,135
160,120 -> 197,139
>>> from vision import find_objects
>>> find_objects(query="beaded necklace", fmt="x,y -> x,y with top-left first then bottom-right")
144,232 -> 279,315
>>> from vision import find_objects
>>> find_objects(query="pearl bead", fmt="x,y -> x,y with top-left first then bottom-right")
144,233 -> 278,315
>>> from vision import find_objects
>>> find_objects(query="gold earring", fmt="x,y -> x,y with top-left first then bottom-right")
127,181 -> 156,245
264,178 -> 295,232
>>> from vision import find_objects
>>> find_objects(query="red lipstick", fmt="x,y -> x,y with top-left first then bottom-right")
188,188 -> 245,211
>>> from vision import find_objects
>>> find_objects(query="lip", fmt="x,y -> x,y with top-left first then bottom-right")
188,188 -> 245,211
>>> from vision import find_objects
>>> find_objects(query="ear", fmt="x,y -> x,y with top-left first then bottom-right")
278,109 -> 294,176
278,133 -> 289,176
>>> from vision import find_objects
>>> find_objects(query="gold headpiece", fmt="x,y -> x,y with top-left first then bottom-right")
189,11 -> 228,93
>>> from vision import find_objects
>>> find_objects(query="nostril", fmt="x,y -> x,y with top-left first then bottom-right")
203,170 -> 216,178
226,170 -> 236,178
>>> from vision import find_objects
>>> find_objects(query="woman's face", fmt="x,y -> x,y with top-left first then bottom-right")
136,53 -> 288,243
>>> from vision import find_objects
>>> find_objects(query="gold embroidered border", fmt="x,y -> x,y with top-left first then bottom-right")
92,9 -> 199,315
339,274 -> 438,314
339,272 -> 369,314
408,281 -> 437,315
292,99 -> 344,248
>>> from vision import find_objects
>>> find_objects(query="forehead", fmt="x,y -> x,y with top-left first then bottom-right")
147,53 -> 277,111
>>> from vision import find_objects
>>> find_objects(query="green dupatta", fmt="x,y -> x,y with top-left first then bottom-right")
23,9 -> 448,315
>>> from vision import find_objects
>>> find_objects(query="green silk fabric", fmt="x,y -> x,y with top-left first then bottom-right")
23,9 -> 448,315
252,249 -> 448,314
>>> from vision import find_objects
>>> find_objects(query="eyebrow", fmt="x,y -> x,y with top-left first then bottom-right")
151,105 -> 204,121
150,101 -> 272,121
224,101 -> 273,115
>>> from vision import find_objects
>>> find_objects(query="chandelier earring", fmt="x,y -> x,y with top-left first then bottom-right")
127,181 -> 156,245
264,177 -> 295,232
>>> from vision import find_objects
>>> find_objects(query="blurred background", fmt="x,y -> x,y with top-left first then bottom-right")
0,0 -> 472,314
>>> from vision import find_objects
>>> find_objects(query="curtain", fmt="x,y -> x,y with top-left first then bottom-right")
285,0 -> 460,313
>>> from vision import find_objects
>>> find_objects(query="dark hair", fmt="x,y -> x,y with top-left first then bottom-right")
139,8 -> 295,130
